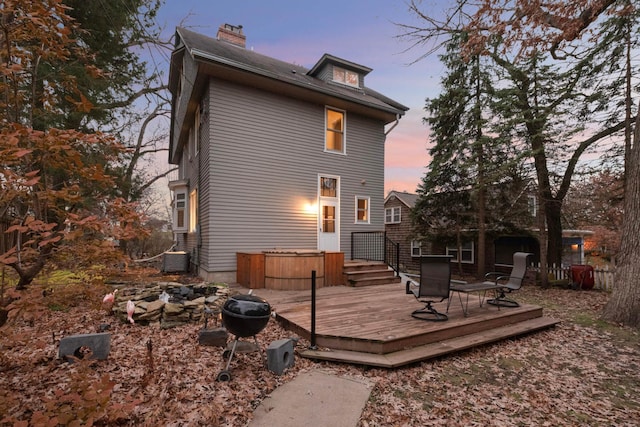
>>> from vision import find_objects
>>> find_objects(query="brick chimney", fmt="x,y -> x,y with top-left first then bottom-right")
217,24 -> 246,48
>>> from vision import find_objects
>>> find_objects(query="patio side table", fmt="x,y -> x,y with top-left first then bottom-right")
447,282 -> 503,317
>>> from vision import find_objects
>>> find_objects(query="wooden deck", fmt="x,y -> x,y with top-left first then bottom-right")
250,282 -> 560,368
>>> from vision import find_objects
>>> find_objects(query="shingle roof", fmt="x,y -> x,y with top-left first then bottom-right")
175,27 -> 409,116
385,191 -> 419,208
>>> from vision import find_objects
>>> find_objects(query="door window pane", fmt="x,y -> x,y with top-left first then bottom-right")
323,206 -> 335,233
321,177 -> 337,197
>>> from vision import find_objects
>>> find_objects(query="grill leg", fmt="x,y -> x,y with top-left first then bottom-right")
224,338 -> 239,372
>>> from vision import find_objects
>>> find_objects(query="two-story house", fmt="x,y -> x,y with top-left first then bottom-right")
168,24 -> 408,282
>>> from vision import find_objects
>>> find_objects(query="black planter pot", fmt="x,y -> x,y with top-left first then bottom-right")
222,294 -> 271,337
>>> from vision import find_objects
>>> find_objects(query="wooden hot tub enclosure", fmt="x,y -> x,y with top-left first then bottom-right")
236,251 -> 344,290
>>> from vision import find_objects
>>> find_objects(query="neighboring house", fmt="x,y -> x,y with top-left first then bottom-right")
167,24 -> 408,282
389,190 -> 592,277
384,190 -> 426,273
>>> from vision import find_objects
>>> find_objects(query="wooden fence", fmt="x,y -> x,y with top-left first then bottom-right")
532,263 -> 614,292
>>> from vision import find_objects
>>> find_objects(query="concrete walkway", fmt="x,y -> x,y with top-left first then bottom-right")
248,369 -> 374,427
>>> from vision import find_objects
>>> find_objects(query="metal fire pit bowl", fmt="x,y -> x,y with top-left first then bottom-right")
217,294 -> 271,382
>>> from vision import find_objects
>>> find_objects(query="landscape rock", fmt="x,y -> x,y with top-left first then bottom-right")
111,281 -> 230,327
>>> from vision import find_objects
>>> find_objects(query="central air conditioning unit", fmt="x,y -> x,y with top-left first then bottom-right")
162,251 -> 190,273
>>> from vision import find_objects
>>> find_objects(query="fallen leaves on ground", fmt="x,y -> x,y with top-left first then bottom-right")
1,278 -> 639,426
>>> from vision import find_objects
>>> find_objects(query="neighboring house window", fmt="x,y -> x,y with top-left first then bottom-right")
325,107 -> 345,154
447,241 -> 475,264
355,196 -> 370,224
385,207 -> 401,224
333,66 -> 359,87
528,195 -> 537,217
189,188 -> 198,233
411,240 -> 423,257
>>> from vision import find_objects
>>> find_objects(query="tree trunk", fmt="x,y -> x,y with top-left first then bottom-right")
602,99 -> 640,327
474,55 -> 486,278
537,187 -> 549,287
545,198 -> 563,266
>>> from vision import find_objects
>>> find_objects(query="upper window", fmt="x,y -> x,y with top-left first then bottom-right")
355,196 -> 370,224
194,106 -> 200,157
385,207 -> 401,224
188,128 -> 194,160
325,107 -> 345,154
528,195 -> 537,217
333,66 -> 359,87
189,188 -> 198,233
447,241 -> 475,264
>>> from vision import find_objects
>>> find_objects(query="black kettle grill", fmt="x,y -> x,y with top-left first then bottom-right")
217,293 -> 271,381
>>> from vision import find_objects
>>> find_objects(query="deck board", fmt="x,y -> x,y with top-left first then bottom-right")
248,283 -> 559,366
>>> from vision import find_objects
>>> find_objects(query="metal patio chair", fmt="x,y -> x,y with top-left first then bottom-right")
406,255 -> 452,321
485,252 -> 532,307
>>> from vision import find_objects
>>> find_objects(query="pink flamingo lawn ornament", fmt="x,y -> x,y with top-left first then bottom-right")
126,300 -> 136,324
102,289 -> 118,312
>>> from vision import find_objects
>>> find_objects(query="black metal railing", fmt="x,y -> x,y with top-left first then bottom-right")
351,231 -> 400,276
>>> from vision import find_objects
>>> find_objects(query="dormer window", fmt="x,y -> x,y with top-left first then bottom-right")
333,66 -> 359,87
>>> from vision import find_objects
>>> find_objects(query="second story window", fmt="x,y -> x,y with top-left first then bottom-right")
385,207 -> 401,224
355,196 -> 370,224
325,107 -> 345,154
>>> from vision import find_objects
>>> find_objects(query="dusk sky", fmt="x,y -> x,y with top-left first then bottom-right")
156,0 -> 448,195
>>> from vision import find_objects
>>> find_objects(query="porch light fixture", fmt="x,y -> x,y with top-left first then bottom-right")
304,202 -> 318,215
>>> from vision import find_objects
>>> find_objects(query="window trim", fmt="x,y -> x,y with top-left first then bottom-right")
324,106 -> 346,155
446,241 -> 475,264
384,206 -> 401,224
355,196 -> 370,224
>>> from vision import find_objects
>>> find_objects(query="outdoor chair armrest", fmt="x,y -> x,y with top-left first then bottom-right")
484,272 -> 510,285
450,279 -> 468,285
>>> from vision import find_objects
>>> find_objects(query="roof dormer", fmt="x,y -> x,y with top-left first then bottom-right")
307,53 -> 372,90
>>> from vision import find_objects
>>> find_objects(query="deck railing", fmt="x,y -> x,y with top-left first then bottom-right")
532,263 -> 615,291
351,231 -> 400,276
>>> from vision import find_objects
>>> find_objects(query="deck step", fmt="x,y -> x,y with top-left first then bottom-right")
343,262 -> 400,287
346,275 -> 402,287
299,316 -> 560,368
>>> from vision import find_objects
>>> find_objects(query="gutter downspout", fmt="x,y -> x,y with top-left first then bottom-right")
384,114 -> 401,136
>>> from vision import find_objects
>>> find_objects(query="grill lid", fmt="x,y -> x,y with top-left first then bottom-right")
223,294 -> 271,317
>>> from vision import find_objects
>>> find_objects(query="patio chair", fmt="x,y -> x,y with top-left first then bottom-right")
484,252 -> 532,307
406,255 -> 452,321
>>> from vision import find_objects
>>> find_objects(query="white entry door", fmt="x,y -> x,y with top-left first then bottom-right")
318,176 -> 340,252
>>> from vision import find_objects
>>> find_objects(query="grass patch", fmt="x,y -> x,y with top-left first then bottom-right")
572,313 -> 640,345
47,303 -> 69,312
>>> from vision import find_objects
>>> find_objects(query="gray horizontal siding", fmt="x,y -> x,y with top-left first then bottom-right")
205,78 -> 386,272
